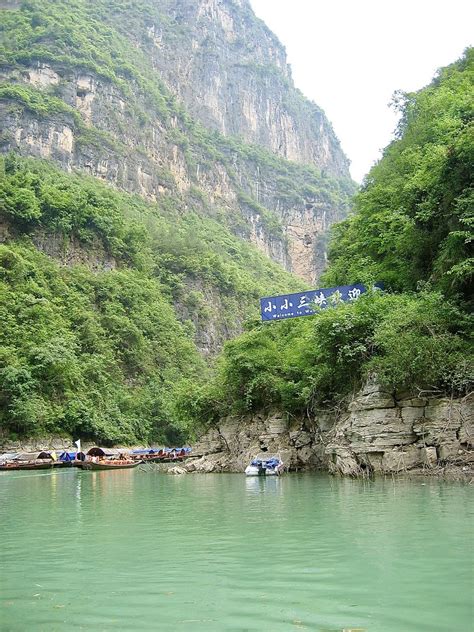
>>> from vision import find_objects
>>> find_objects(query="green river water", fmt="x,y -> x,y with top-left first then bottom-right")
0,469 -> 472,631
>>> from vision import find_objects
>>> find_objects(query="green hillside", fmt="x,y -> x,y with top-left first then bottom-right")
323,49 -> 473,302
0,156 -> 303,443
0,0 -> 354,257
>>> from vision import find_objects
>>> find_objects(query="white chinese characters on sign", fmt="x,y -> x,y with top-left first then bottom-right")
313,292 -> 327,307
260,283 -> 379,321
348,287 -> 361,301
297,295 -> 310,309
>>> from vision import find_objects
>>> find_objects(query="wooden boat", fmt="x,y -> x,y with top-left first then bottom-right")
130,447 -> 191,463
52,460 -> 73,468
133,453 -> 183,463
79,459 -> 142,471
0,461 -> 53,472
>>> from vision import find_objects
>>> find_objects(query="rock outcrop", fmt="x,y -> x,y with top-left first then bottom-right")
185,384 -> 473,477
147,0 -> 349,176
3,384 -> 471,479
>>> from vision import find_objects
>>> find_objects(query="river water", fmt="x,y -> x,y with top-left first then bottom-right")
0,469 -> 472,631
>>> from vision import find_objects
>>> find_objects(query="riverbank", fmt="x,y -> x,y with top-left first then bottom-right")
172,448 -> 473,482
2,385 -> 472,480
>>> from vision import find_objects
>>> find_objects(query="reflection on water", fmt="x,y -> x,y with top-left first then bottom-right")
0,470 -> 472,631
245,474 -> 282,494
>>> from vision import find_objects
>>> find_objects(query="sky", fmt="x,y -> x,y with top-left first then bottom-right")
249,0 -> 473,182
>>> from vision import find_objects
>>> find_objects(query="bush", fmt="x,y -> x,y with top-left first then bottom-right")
189,291 -> 473,422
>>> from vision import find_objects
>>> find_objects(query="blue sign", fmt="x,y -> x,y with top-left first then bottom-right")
260,283 -> 383,321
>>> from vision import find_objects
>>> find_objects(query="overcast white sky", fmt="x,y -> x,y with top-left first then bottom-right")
249,0 -> 473,182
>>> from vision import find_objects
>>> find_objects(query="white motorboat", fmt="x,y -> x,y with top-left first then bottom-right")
245,455 -> 284,476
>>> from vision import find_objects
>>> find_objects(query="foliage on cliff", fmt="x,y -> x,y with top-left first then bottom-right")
177,291 -> 472,424
0,0 -> 354,246
179,52 -> 474,425
0,155 -> 302,442
0,0 -> 355,443
323,49 -> 473,304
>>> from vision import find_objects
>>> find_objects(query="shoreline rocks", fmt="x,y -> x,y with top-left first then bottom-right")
184,385 -> 473,480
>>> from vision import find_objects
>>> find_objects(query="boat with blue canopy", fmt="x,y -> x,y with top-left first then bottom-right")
245,455 -> 284,476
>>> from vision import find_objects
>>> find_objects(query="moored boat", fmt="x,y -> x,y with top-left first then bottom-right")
245,455 -> 284,476
0,449 -> 80,471
0,461 -> 53,471
130,447 -> 192,463
79,459 -> 142,471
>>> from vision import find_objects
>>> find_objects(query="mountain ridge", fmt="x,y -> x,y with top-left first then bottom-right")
0,0 -> 356,443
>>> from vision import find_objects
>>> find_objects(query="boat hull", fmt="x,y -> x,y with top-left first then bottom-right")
244,465 -> 282,476
80,460 -> 142,471
0,462 -> 53,472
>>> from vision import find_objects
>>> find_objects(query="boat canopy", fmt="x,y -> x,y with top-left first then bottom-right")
250,457 -> 281,467
59,451 -> 76,462
15,452 -> 49,461
0,453 -> 20,462
87,447 -> 129,457
37,451 -> 54,460
87,447 -> 107,457
131,447 -> 191,455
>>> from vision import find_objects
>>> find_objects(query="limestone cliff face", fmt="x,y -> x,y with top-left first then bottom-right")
0,63 -> 351,284
0,0 -> 354,286
187,384 -> 473,476
143,0 -> 349,177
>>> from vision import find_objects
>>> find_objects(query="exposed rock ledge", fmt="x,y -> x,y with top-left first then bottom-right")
183,383 -> 473,478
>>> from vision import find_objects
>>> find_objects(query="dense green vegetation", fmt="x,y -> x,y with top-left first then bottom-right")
323,49 -> 473,304
178,51 -> 473,426
0,243 -> 203,443
1,2 -> 471,443
177,290 -> 472,425
0,155 -> 303,443
0,0 -> 352,443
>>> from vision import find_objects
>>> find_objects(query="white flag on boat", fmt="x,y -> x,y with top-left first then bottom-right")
74,440 -> 81,454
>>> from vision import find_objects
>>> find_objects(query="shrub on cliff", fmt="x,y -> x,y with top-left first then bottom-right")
0,155 -> 303,442
0,243 -> 205,442
178,291 -> 472,423
323,49 -> 473,305
160,51 -> 474,427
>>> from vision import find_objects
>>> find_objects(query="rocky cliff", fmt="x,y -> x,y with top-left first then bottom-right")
0,0 -> 354,285
139,0 -> 349,176
186,382 -> 473,478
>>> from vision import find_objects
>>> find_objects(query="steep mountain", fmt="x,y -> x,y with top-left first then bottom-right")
0,0 -> 354,285
132,0 -> 349,175
0,0 -> 355,443
0,154 -> 303,442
